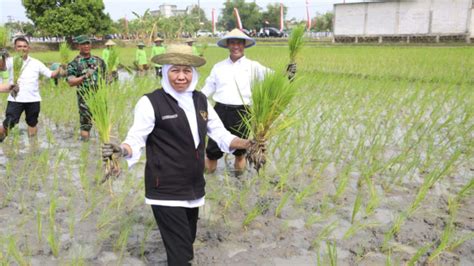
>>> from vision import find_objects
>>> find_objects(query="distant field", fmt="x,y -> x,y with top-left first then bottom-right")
0,45 -> 473,265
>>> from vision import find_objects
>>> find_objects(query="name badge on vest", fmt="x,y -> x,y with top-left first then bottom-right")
200,110 -> 208,121
161,114 -> 178,120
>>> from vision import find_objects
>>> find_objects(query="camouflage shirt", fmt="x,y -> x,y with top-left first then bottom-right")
67,55 -> 106,92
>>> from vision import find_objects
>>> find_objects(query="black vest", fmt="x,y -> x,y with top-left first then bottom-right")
144,89 -> 208,200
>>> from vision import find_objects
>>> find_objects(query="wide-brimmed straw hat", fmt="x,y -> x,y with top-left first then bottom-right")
137,41 -> 145,47
154,37 -> 164,42
217,28 -> 255,48
151,44 -> 206,67
105,40 -> 116,46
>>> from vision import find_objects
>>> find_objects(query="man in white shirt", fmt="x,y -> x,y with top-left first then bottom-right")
201,29 -> 271,174
0,37 -> 62,142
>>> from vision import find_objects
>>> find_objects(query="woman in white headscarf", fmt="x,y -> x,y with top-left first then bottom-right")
102,44 -> 250,266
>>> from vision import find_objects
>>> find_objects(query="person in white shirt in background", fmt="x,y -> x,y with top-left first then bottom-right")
0,37 -> 62,142
201,29 -> 297,174
101,44 -> 251,266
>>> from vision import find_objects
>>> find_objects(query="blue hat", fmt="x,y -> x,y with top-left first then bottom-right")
217,28 -> 255,48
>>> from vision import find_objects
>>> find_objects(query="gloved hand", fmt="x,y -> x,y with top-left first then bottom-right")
102,142 -> 124,161
286,63 -> 297,80
9,84 -> 19,99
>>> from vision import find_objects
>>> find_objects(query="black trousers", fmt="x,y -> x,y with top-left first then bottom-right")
151,205 -> 199,266
3,101 -> 40,129
206,102 -> 249,160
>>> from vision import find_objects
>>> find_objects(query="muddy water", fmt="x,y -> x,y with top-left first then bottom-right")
0,127 -> 473,265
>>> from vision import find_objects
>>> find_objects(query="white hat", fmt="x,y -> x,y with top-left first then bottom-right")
217,28 -> 255,48
105,40 -> 116,46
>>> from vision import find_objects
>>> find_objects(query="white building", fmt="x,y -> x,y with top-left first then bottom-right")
333,0 -> 474,43
151,4 -> 196,18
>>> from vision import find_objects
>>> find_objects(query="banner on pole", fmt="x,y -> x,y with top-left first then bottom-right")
279,3 -> 284,31
212,8 -> 216,34
234,8 -> 243,30
306,0 -> 311,31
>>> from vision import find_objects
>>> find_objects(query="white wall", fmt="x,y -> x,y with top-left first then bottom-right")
334,0 -> 473,36
471,8 -> 474,37
334,4 -> 366,35
366,2 -> 398,35
398,0 -> 430,34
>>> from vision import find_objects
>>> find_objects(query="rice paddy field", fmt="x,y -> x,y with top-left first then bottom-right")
0,43 -> 473,265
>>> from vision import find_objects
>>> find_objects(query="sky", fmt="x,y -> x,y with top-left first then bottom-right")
0,0 -> 354,24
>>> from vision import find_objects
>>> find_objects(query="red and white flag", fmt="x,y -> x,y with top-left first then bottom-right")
306,0 -> 311,30
234,8 -> 243,30
212,8 -> 216,34
279,3 -> 284,31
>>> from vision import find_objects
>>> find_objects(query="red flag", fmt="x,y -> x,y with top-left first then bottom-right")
306,0 -> 311,30
279,3 -> 284,31
234,8 -> 243,30
212,8 -> 216,34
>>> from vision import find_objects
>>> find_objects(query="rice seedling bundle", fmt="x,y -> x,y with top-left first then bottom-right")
59,42 -> 70,66
81,75 -> 120,180
11,54 -> 24,99
288,25 -> 305,64
12,55 -> 23,85
244,71 -> 298,172
0,26 -> 8,48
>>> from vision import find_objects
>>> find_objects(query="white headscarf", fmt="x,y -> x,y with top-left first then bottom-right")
161,64 -> 201,148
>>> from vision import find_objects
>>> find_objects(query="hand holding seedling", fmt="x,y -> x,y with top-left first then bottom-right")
287,63 -> 297,80
9,84 -> 19,99
102,142 -> 126,161
83,68 -> 95,79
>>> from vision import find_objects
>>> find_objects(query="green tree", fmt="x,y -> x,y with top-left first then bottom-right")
22,0 -> 112,37
312,12 -> 334,32
220,0 -> 262,31
261,3 -> 288,29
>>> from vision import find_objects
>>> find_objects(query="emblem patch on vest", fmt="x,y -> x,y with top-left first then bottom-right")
162,114 -> 178,120
199,110 -> 208,121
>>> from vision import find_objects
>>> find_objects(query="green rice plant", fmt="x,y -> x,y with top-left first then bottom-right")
36,209 -> 43,243
275,191 -> 292,218
7,236 -> 29,266
343,221 -> 380,240
81,75 -> 120,181
311,221 -> 338,250
288,25 -> 305,64
243,71 -> 298,172
114,221 -> 132,262
47,196 -> 60,257
350,180 -> 363,224
0,26 -> 8,48
326,240 -> 337,266
242,199 -> 269,227
447,232 -> 474,251
407,243 -> 432,266
428,178 -> 474,262
59,42 -> 71,66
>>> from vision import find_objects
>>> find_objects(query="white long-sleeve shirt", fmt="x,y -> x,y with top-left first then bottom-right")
6,56 -> 53,102
123,94 -> 237,207
201,56 -> 271,105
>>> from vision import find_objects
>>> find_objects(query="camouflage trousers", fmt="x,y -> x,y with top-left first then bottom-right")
77,92 -> 92,131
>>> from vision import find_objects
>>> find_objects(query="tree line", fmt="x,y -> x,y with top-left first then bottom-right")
14,0 -> 333,40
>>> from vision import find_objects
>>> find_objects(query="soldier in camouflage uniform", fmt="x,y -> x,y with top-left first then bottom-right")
67,35 -> 106,141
